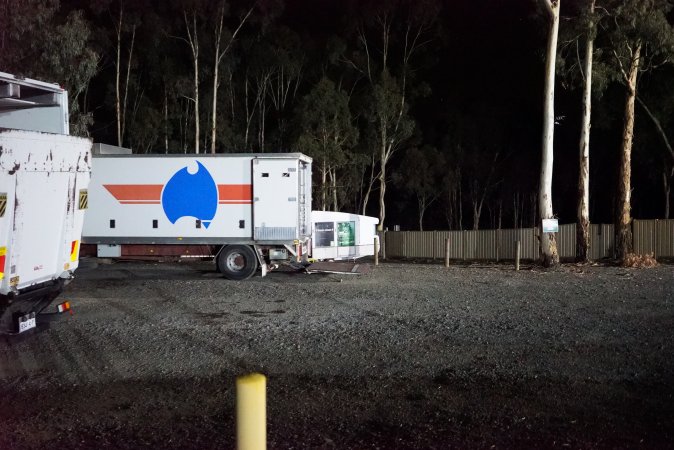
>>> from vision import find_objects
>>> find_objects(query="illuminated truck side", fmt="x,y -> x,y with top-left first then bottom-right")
82,152 -> 312,280
0,72 -> 92,334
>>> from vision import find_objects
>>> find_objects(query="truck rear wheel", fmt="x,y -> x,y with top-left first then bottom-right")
217,245 -> 258,280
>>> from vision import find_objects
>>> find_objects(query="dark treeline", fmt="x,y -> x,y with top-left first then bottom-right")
2,0 -> 673,233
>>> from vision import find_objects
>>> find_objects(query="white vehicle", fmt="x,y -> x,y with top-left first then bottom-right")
311,211 -> 379,261
82,152 -> 312,280
0,72 -> 92,334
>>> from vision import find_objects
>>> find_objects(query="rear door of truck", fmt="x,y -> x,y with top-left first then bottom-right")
252,157 -> 301,241
0,130 -> 91,293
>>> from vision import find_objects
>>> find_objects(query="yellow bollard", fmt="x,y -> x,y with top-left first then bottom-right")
237,373 -> 266,450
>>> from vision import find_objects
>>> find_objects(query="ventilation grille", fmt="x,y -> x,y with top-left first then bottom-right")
255,226 -> 296,240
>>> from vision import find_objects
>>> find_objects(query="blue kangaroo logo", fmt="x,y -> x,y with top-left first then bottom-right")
161,161 -> 217,229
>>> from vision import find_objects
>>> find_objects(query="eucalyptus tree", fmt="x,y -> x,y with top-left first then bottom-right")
169,0 -> 211,153
602,0 -> 674,259
394,146 -> 445,231
0,0 -> 99,136
296,77 -> 358,211
537,0 -> 561,267
343,0 -> 439,231
574,0 -> 597,263
637,94 -> 674,219
209,1 -> 255,154
557,0 -> 607,261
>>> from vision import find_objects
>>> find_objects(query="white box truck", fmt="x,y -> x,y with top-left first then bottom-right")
82,152 -> 312,280
0,72 -> 92,334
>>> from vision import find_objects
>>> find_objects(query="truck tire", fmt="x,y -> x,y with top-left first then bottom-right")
217,245 -> 258,280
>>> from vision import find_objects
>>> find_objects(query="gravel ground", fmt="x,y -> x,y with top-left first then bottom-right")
0,259 -> 673,449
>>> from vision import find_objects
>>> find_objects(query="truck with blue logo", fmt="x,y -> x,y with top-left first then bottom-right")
0,71 -> 92,334
82,151 -> 312,280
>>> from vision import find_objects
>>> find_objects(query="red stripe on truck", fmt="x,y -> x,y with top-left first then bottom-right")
104,184 -> 163,201
104,184 -> 252,204
217,184 -> 252,202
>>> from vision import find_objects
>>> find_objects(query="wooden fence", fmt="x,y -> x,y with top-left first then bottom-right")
381,220 -> 674,261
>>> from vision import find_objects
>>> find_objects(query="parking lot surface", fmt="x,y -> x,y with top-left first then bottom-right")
1,259 -> 673,449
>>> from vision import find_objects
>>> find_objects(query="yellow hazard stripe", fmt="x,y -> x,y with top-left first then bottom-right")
79,190 -> 88,210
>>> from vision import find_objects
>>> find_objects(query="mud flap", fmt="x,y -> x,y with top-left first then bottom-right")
253,245 -> 268,277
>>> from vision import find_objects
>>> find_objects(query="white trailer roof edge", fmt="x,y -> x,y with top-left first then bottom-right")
0,71 -> 64,93
93,152 -> 312,163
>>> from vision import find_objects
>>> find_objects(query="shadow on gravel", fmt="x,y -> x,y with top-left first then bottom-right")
0,372 -> 672,449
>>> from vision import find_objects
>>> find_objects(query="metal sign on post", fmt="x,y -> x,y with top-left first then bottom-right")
542,218 -> 559,233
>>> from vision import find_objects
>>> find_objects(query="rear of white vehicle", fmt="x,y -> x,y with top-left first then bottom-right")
0,130 -> 91,333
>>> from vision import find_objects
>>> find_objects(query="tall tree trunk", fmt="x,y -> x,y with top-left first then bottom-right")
418,196 -> 426,231
321,160 -> 327,211
164,85 -> 169,153
634,97 -> 674,219
664,167 -> 671,219
375,126 -> 389,230
121,26 -> 135,147
577,1 -> 594,263
115,3 -> 123,147
472,201 -> 481,230
211,4 -> 254,154
183,11 -> 200,153
458,179 -> 463,230
378,137 -> 386,231
615,42 -> 641,260
331,167 -> 338,212
211,49 -> 220,154
538,0 -> 560,267
513,192 -> 520,229
362,155 -> 377,215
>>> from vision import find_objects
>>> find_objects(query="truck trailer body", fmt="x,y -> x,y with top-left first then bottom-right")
82,153 -> 312,279
0,72 -> 92,333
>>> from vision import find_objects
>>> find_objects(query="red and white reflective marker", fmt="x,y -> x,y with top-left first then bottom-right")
57,301 -> 71,313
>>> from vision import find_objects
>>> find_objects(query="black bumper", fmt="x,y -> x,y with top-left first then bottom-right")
0,279 -> 65,334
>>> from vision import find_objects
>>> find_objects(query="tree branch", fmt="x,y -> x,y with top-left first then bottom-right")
636,95 -> 674,161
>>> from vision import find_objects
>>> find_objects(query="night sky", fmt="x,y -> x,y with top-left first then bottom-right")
65,0 -> 674,230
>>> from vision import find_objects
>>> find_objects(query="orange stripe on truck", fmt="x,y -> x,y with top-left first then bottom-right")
218,184 -> 252,202
104,184 -> 252,204
104,185 -> 163,201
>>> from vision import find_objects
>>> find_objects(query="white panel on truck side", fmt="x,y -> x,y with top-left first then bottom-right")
84,155 -> 254,242
252,157 -> 302,241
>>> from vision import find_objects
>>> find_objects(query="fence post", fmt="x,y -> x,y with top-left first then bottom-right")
515,240 -> 521,271
445,238 -> 450,268
374,237 -> 379,266
654,219 -> 658,260
381,231 -> 386,260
